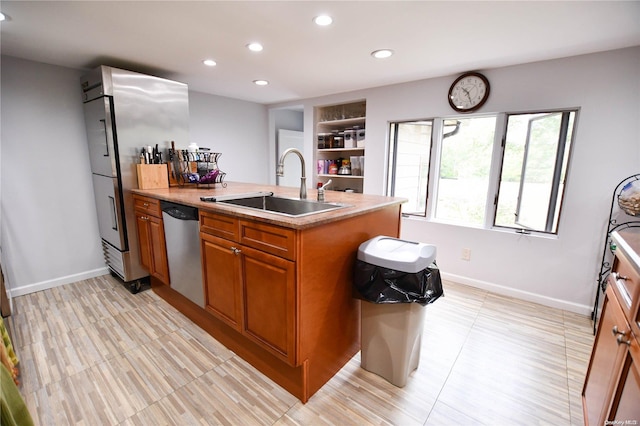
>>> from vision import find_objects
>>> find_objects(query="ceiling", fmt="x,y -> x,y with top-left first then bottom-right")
1,1 -> 639,105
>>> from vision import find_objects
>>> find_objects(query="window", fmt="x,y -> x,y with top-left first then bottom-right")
434,116 -> 497,226
495,111 -> 575,233
387,121 -> 433,215
387,109 -> 577,235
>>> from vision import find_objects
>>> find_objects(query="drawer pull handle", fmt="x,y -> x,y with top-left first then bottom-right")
613,272 -> 629,282
231,247 -> 241,255
143,202 -> 150,207
616,335 -> 631,346
612,326 -> 628,337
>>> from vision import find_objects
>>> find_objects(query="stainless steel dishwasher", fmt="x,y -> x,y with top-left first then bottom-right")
160,201 -> 204,307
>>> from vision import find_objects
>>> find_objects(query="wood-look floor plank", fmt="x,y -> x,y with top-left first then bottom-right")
314,356 -> 427,426
424,400 -> 489,426
11,276 -> 594,426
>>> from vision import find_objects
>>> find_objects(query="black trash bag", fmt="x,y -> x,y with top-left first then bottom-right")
353,259 -> 444,306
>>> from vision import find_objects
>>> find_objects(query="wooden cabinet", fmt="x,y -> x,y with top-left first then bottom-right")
582,286 -> 631,425
583,229 -> 640,425
133,195 -> 169,285
137,186 -> 404,403
201,232 -> 242,330
315,100 -> 366,193
200,211 -> 296,365
609,335 -> 640,423
241,244 -> 295,364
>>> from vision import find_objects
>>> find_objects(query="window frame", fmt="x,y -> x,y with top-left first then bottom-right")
387,119 -> 435,217
492,109 -> 577,235
386,108 -> 579,236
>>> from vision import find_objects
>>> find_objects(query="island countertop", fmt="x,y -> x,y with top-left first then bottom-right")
131,182 -> 406,230
612,227 -> 640,275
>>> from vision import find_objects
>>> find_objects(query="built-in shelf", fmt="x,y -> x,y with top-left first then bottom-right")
315,100 -> 366,193
318,148 -> 365,153
317,174 -> 363,179
318,117 -> 366,127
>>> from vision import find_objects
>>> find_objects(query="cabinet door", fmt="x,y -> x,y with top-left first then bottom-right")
201,233 -> 243,330
240,245 -> 296,365
148,215 -> 170,285
608,336 -> 640,423
135,212 -> 152,272
583,291 -> 629,426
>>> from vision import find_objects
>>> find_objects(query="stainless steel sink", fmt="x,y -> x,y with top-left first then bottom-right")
217,194 -> 347,217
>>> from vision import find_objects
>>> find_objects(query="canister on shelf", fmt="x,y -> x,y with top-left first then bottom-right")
326,133 -> 335,148
356,128 -> 366,147
317,133 -> 330,149
350,156 -> 361,176
343,128 -> 356,148
333,136 -> 344,149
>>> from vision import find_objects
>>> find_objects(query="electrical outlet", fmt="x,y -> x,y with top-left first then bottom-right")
461,248 -> 471,261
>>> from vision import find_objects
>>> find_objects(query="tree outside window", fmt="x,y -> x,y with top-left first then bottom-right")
387,109 -> 577,235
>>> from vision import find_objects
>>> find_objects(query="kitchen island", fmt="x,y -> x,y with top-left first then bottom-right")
130,182 -> 405,403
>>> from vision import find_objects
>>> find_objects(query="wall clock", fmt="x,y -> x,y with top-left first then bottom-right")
448,72 -> 490,113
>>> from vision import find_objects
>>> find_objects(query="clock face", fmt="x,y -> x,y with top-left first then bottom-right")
448,72 -> 490,112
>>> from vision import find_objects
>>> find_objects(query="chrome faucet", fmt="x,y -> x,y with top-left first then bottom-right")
277,148 -> 307,199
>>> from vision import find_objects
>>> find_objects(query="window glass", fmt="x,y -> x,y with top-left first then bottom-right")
495,111 -> 575,233
386,109 -> 577,235
388,121 -> 432,216
434,116 -> 497,226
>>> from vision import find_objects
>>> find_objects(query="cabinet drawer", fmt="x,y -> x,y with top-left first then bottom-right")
133,195 -> 162,217
611,249 -> 640,329
200,211 -> 239,241
240,220 -> 296,261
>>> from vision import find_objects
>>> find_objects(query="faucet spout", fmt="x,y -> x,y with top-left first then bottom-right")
277,148 -> 307,199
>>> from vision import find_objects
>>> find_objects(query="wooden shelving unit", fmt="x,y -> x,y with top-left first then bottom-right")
314,101 -> 366,193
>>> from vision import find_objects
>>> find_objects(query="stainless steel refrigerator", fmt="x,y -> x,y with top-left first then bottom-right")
80,66 -> 189,285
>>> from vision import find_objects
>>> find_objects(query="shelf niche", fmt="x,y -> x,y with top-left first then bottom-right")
315,100 -> 366,193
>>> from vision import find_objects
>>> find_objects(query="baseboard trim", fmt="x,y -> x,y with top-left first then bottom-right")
442,272 -> 593,316
9,267 -> 110,297
8,268 -> 592,316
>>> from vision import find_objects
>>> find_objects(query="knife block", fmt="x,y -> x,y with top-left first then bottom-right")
136,164 -> 169,189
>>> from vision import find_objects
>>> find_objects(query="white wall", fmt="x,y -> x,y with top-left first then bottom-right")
1,56 -> 106,296
188,91 -> 269,185
1,57 -> 270,296
268,108 -> 304,185
270,47 -> 640,314
274,109 -> 303,133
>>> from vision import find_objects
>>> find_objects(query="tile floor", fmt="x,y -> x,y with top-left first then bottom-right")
5,275 -> 594,425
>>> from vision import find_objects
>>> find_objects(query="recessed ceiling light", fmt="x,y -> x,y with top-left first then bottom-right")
371,49 -> 394,59
247,42 -> 263,52
314,15 -> 333,26
253,80 -> 269,86
203,59 -> 217,67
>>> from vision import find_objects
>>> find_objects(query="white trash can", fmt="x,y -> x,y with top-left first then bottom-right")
354,236 -> 441,387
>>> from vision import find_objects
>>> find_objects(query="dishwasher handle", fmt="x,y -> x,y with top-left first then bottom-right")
160,201 -> 199,221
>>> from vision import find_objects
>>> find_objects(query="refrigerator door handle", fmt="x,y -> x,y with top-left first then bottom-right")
100,119 -> 109,157
109,196 -> 118,231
